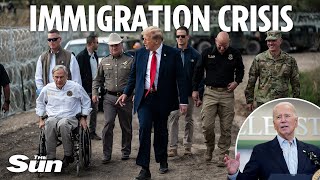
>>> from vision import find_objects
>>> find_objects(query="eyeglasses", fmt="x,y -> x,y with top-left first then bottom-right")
176,35 -> 186,38
47,37 -> 60,42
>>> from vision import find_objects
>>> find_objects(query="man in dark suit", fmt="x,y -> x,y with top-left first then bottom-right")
116,26 -> 188,180
224,102 -> 320,180
76,33 -> 101,140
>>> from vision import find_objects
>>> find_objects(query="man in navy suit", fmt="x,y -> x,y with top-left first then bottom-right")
224,102 -> 320,180
116,26 -> 188,180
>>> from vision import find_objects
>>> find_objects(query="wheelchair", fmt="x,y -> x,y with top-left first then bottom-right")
36,114 -> 92,176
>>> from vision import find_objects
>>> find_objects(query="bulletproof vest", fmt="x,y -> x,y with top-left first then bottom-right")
40,47 -> 72,85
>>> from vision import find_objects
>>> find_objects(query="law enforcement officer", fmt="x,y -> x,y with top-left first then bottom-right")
192,31 -> 244,167
92,33 -> 134,164
244,30 -> 300,111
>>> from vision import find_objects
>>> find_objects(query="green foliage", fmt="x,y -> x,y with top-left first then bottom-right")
299,67 -> 320,106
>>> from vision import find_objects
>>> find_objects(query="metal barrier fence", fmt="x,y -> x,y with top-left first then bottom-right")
0,27 -> 83,119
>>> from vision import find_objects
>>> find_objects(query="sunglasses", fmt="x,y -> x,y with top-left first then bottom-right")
176,35 -> 186,38
47,37 -> 60,42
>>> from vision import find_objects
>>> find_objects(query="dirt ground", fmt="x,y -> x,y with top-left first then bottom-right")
0,52 -> 319,180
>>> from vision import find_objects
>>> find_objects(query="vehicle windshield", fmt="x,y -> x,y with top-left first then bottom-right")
66,43 -> 110,57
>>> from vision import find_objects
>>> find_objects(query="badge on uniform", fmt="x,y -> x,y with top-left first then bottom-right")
67,91 -> 73,96
228,54 -> 233,60
208,55 -> 215,58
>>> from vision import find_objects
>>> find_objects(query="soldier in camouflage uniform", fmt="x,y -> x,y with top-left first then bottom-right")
245,31 -> 300,111
92,33 -> 134,163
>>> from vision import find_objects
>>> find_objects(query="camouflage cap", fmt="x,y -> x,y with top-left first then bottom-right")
265,30 -> 282,41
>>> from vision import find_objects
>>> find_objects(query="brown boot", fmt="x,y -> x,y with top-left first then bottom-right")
184,148 -> 192,155
168,149 -> 177,157
205,147 -> 214,161
217,156 -> 226,167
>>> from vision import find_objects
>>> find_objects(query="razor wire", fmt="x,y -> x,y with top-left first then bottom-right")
0,27 -> 84,119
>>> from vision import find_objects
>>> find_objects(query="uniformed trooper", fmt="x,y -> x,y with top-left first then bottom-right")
192,32 -> 244,167
92,33 -> 134,164
244,30 -> 300,111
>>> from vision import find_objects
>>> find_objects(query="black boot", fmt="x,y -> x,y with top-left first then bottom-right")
135,167 -> 151,180
62,155 -> 74,168
159,161 -> 168,174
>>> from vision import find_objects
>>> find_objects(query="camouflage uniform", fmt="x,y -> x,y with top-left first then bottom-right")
245,50 -> 300,105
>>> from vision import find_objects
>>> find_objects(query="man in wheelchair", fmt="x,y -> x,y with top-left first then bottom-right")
35,65 -> 91,168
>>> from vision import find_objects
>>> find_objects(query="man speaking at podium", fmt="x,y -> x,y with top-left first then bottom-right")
224,102 -> 320,180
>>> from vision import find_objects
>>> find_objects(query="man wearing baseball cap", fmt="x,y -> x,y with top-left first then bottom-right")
92,33 -> 134,163
245,30 -> 300,111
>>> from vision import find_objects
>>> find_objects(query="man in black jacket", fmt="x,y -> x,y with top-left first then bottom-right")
0,63 -> 10,113
76,33 -> 101,140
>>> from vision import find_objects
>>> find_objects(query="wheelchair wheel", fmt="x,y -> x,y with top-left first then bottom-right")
82,127 -> 91,168
38,129 -> 47,156
36,129 -> 46,177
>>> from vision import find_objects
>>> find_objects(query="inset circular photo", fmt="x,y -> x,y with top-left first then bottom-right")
235,98 -> 320,179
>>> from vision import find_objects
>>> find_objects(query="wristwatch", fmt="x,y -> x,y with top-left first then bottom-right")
4,100 -> 10,104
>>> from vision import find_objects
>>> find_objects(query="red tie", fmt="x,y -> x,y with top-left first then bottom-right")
145,51 -> 157,97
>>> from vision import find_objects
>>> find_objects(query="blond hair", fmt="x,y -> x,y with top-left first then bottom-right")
141,26 -> 163,41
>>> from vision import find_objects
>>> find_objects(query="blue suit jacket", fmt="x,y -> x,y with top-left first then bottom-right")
237,137 -> 320,180
123,44 -> 188,114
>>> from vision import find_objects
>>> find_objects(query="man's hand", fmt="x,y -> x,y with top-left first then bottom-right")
192,91 -> 199,102
195,99 -> 202,107
92,95 -> 99,103
227,82 -> 238,92
115,94 -> 128,107
2,102 -> 9,112
224,153 -> 240,175
246,103 -> 254,111
39,118 -> 45,129
179,104 -> 187,115
80,117 -> 87,129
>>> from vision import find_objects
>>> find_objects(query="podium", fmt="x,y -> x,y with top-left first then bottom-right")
269,174 -> 312,180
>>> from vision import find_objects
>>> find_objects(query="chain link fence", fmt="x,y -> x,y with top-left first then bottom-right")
0,27 -> 83,119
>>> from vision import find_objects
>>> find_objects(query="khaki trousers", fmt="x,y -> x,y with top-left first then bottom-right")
201,87 -> 234,156
168,97 -> 194,149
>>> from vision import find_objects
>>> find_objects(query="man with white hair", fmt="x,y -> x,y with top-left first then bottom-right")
36,65 -> 91,168
224,102 -> 320,180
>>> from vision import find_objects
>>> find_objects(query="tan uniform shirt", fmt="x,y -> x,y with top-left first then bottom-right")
92,53 -> 134,96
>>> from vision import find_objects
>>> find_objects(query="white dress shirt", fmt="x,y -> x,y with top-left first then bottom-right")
88,50 -> 98,79
35,80 -> 91,118
145,43 -> 163,90
35,53 -> 82,90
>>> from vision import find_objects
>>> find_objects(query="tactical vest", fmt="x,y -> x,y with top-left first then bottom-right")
40,47 -> 72,86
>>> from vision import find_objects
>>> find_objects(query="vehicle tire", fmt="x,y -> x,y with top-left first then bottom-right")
246,40 -> 261,55
197,41 -> 211,53
281,40 -> 291,52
